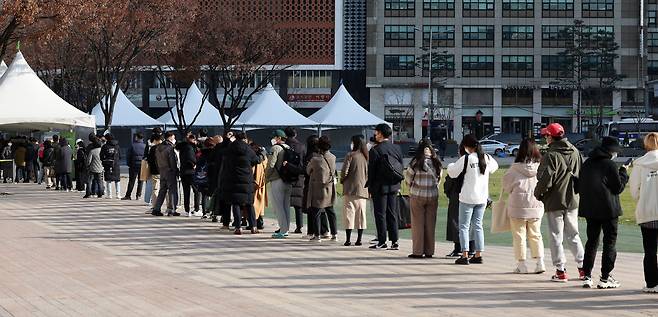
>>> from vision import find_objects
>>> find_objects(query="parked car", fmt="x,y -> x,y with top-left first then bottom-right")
508,144 -> 520,156
479,139 -> 508,155
573,138 -> 592,153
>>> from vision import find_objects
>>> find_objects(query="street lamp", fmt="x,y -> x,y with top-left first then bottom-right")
414,27 -> 434,142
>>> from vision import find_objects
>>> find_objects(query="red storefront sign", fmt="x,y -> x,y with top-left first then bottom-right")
288,94 -> 331,102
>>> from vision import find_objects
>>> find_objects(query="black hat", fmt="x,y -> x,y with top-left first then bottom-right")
601,136 -> 621,154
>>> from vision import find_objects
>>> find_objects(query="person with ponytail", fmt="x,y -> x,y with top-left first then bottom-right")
447,134 -> 498,265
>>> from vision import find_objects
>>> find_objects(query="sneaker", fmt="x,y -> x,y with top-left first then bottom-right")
578,267 -> 586,281
583,276 -> 594,288
151,211 -> 164,216
534,260 -> 546,274
354,241 -> 362,246
370,238 -> 378,245
271,232 -> 287,239
321,233 -> 331,239
446,250 -> 461,258
121,197 -> 131,200
551,270 -> 568,283
330,235 -> 338,241
469,256 -> 483,264
597,276 -> 620,289
514,261 -> 528,274
387,242 -> 399,250
343,241 -> 352,246
642,286 -> 658,293
234,229 -> 242,235
369,243 -> 387,250
193,211 -> 203,217
168,211 -> 181,217
309,236 -> 321,242
294,228 -> 303,234
455,257 -> 470,265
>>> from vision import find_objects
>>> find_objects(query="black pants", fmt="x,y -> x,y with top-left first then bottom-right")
294,206 -> 304,229
372,193 -> 399,244
59,173 -> 72,190
641,226 -> 658,288
25,162 -> 33,183
181,174 -> 200,212
583,217 -> 618,279
124,166 -> 143,199
307,209 -> 328,235
232,204 -> 256,230
153,173 -> 178,212
220,201 -> 232,226
310,206 -> 337,237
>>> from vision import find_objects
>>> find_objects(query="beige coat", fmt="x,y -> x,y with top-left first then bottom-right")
502,162 -> 544,219
341,151 -> 368,199
306,151 -> 337,209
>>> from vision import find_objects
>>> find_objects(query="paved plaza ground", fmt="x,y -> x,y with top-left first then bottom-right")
0,183 -> 657,317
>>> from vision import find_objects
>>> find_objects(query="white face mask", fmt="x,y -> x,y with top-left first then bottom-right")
350,143 -> 355,151
271,138 -> 277,146
611,153 -> 618,160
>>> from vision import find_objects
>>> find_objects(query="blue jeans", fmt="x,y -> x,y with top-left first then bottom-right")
458,202 -> 486,252
144,179 -> 153,204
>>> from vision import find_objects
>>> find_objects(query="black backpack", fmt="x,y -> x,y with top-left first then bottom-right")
193,157 -> 209,193
375,147 -> 404,185
276,145 -> 303,183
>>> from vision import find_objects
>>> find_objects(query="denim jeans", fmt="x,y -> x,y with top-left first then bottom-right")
458,202 -> 486,252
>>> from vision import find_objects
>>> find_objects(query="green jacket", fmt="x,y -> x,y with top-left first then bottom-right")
534,139 -> 582,212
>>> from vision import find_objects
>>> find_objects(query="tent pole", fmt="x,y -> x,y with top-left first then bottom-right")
317,126 -> 322,137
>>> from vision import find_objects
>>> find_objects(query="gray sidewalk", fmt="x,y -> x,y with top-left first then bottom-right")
0,183 -> 657,317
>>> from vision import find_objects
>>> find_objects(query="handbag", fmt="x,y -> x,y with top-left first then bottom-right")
491,186 -> 511,233
397,193 -> 411,230
139,160 -> 151,181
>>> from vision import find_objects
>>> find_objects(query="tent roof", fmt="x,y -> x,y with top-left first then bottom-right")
0,52 -> 95,131
309,84 -> 387,128
92,86 -> 162,127
239,84 -> 318,128
0,61 -> 7,78
157,83 -> 227,127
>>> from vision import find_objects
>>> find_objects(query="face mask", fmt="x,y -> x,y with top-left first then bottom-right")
350,143 -> 355,151
7,143 -> 11,147
271,138 -> 277,146
611,153 -> 618,160
230,137 -> 236,142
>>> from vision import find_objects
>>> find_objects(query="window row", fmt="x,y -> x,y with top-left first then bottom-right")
383,54 -> 615,78
385,0 -> 615,18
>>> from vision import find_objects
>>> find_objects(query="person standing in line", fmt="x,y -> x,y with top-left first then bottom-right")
367,123 -> 404,250
143,128 -> 163,205
146,135 -> 170,212
177,133 -> 201,216
443,145 -> 475,257
100,133 -> 121,199
267,130 -> 294,239
341,135 -> 369,246
534,123 -> 585,282
628,132 -> 658,293
32,138 -> 42,184
51,135 -> 61,189
74,139 -> 87,192
151,132 -> 179,216
123,133 -> 146,201
285,127 -> 307,234
40,140 -> 56,189
405,139 -> 442,258
13,141 -> 26,183
251,141 -> 268,230
306,136 -> 337,242
578,137 -> 628,289
222,132 -> 261,234
83,134 -> 104,198
56,138 -> 73,192
502,138 -> 546,274
447,134 -> 498,265
302,135 -> 329,239
24,138 -> 36,183
215,131 -> 235,228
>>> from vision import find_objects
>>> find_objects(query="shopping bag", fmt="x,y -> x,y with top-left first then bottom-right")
397,193 -> 411,230
491,189 -> 510,233
139,160 -> 150,181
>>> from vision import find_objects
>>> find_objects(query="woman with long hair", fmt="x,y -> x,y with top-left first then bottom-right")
341,135 -> 369,246
447,134 -> 498,265
502,138 -> 546,273
405,139 -> 442,258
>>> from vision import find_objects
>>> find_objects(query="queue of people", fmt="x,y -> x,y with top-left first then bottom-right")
3,123 -> 658,294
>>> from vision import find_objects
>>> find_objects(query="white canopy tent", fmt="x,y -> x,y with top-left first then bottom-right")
157,83 -> 228,128
309,84 -> 387,128
92,85 -> 162,128
238,84 -> 318,129
0,61 -> 7,78
0,52 -> 95,131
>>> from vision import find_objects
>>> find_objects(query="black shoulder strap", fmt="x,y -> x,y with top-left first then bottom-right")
460,154 -> 469,176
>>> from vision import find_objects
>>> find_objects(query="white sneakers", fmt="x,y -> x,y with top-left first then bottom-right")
597,276 -> 621,289
193,211 -> 203,217
583,276 -> 594,288
534,260 -> 546,274
642,286 -> 658,293
514,259 -> 545,274
514,261 -> 529,274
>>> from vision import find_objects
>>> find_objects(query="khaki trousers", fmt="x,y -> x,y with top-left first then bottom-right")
343,195 -> 367,229
410,195 -> 438,256
510,217 -> 544,261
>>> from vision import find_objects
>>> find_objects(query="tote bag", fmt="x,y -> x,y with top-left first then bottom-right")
139,160 -> 151,181
491,187 -> 511,233
397,193 -> 411,230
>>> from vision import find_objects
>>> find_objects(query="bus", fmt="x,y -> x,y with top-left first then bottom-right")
603,118 -> 658,146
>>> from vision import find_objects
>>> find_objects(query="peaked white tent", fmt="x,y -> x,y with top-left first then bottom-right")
310,84 -> 387,128
0,61 -> 7,78
239,84 -> 318,129
0,52 -> 95,131
92,86 -> 162,127
157,83 -> 227,127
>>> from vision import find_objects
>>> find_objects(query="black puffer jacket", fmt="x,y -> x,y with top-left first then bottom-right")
221,140 -> 260,205
100,140 -> 121,182
578,146 -> 628,219
286,137 -> 306,207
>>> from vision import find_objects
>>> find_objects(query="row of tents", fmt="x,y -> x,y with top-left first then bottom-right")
0,51 -> 387,133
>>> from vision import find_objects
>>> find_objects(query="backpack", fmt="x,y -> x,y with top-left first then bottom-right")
101,145 -> 116,169
193,157 -> 209,193
276,145 -> 303,183
375,147 -> 404,185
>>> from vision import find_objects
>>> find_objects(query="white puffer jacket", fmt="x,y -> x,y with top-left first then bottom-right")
629,150 -> 658,224
502,162 -> 544,219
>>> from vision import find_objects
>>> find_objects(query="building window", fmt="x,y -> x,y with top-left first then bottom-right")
385,0 -> 415,17
502,25 -> 534,48
542,88 -> 572,106
423,25 -> 455,47
287,71 -> 329,89
384,25 -> 416,47
541,55 -> 570,78
502,0 -> 534,17
649,11 -> 657,28
542,25 -> 572,48
542,0 -> 573,18
502,55 -> 534,78
462,25 -> 494,47
462,55 -> 494,77
421,54 -> 456,77
648,61 -> 658,80
463,0 -> 495,17
582,0 -> 613,18
649,33 -> 658,53
502,89 -> 533,105
384,55 -> 416,77
423,0 -> 455,17
583,25 -> 614,48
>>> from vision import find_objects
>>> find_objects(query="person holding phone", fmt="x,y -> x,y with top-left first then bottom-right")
577,137 -> 629,289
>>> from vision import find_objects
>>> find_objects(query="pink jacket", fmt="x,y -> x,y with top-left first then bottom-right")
502,162 -> 544,219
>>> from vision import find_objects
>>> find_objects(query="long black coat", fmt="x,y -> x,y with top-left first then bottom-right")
366,140 -> 403,195
100,140 -> 121,182
286,137 -> 306,207
55,145 -> 72,174
221,140 -> 260,205
176,141 -> 197,176
578,147 -> 629,219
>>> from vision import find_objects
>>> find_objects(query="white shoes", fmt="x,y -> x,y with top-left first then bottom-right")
193,211 -> 203,217
534,260 -> 546,274
642,286 -> 658,293
583,276 -> 594,288
514,261 -> 529,274
597,276 -> 621,289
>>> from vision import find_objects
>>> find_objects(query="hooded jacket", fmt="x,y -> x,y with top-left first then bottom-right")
221,140 -> 261,205
447,152 -> 498,205
578,147 -> 628,219
534,139 -> 582,212
629,150 -> 658,224
502,162 -> 544,219
86,142 -> 103,174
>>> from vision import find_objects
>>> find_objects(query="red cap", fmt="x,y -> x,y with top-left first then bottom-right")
540,128 -> 548,136
545,123 -> 565,137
